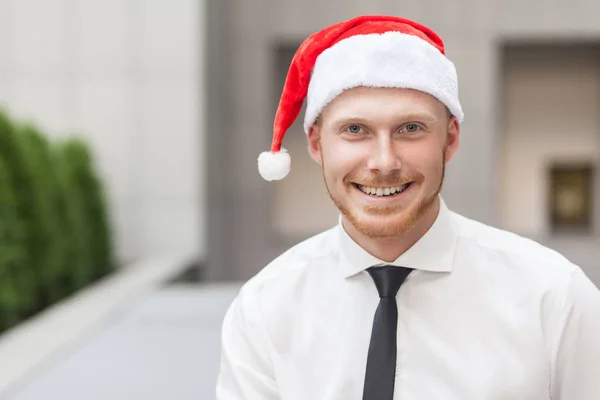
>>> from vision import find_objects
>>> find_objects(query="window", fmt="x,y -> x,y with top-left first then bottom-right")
549,163 -> 594,233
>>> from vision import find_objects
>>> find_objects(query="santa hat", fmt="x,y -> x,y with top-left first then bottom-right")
257,15 -> 464,181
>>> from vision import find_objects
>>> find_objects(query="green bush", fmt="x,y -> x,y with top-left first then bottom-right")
0,155 -> 27,329
53,140 -> 94,290
0,111 -> 40,317
18,125 -> 70,302
56,138 -> 114,281
0,109 -> 116,335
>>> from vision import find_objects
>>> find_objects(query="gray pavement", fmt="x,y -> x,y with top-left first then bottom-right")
3,283 -> 242,400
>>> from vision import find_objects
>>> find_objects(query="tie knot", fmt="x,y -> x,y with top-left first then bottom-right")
367,265 -> 413,298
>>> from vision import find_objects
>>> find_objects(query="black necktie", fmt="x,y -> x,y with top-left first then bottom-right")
362,265 -> 414,400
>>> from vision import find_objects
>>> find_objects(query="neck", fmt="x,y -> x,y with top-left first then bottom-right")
342,197 -> 441,262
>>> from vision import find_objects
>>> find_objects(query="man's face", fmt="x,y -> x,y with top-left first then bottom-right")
307,87 -> 460,239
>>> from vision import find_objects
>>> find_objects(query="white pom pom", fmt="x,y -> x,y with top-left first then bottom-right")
258,148 -> 291,181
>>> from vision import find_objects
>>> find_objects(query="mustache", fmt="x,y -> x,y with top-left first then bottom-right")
346,172 -> 424,186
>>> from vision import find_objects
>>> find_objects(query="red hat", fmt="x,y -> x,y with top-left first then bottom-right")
258,15 -> 463,181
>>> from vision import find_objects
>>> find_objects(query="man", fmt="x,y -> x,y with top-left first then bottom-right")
216,15 -> 600,399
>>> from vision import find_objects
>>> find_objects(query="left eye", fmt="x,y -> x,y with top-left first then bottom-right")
347,125 -> 362,134
403,123 -> 421,132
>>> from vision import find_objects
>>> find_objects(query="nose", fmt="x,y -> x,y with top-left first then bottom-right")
366,135 -> 402,175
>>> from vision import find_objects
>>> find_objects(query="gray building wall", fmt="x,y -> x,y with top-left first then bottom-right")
206,0 -> 600,283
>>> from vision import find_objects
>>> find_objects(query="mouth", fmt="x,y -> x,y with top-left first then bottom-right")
352,182 -> 414,197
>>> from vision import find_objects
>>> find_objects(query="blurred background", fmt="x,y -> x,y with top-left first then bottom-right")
0,0 -> 599,399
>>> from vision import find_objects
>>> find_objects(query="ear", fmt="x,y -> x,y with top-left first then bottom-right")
307,123 -> 323,165
444,116 -> 460,163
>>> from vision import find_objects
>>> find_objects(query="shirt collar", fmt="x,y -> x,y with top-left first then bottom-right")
337,196 -> 458,278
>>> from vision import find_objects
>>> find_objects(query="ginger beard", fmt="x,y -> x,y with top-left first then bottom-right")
321,143 -> 447,239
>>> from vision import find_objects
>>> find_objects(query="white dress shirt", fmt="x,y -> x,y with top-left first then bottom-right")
216,198 -> 600,399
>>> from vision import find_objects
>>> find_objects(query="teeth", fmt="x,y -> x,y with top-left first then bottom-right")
357,183 -> 410,197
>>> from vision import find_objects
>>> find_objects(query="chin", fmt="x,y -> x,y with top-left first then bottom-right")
349,209 -> 418,239
337,190 -> 439,239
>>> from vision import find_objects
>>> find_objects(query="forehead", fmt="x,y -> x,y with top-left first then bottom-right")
319,87 -> 446,122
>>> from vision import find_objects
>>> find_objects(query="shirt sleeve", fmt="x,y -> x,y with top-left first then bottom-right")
551,267 -> 600,399
216,287 -> 279,400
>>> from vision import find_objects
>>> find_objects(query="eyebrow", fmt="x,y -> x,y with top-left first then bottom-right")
333,111 -> 439,126
401,111 -> 439,122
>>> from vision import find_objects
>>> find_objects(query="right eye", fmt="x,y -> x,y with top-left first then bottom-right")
346,125 -> 363,134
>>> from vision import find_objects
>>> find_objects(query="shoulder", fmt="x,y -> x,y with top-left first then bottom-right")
449,210 -> 578,279
221,226 -> 338,339
448,210 -> 600,323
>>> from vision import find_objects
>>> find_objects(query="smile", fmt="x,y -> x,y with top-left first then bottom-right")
354,182 -> 412,197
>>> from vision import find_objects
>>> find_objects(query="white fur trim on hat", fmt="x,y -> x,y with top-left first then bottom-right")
258,148 -> 291,181
303,31 -> 463,132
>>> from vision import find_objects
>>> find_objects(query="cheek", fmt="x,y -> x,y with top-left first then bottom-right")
402,143 -> 445,175
321,140 -> 366,180
424,150 -> 447,179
